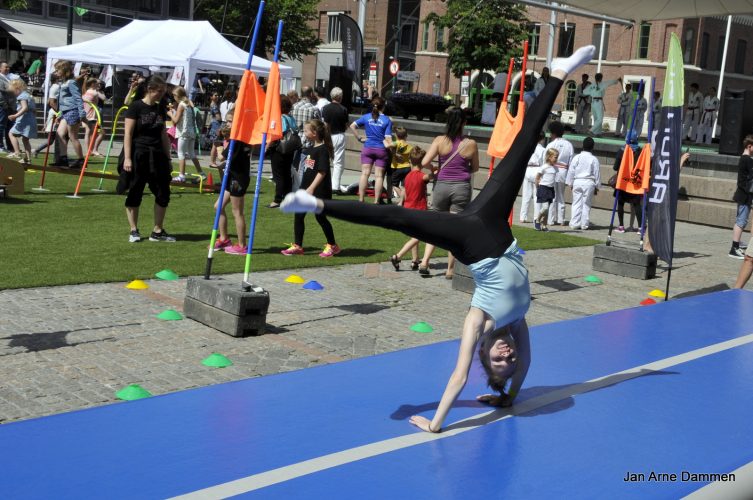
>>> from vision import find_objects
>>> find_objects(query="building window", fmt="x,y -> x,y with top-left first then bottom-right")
591,23 -> 610,59
435,26 -> 445,52
24,0 -> 43,15
527,23 -> 541,55
48,3 -> 68,18
139,0 -> 162,15
168,0 -> 190,18
110,11 -> 134,28
422,21 -> 429,51
400,22 -> 417,52
699,32 -> 710,68
558,23 -> 575,57
565,80 -> 577,111
735,39 -> 747,74
327,14 -> 342,44
683,27 -> 696,64
82,9 -> 107,26
716,35 -> 725,70
637,23 -> 651,59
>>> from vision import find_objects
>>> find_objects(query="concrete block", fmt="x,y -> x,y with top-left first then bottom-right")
592,244 -> 657,280
186,277 -> 269,316
183,297 -> 267,337
452,262 -> 475,294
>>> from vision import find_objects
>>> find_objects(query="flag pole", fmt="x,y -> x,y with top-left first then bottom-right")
204,0 -> 265,280
639,77 -> 655,250
607,79 -> 644,244
488,58 -> 515,175
664,267 -> 672,301
242,19 -> 283,290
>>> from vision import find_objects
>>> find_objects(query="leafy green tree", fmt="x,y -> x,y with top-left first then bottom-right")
426,0 -> 528,108
2,0 -> 29,10
194,0 -> 320,61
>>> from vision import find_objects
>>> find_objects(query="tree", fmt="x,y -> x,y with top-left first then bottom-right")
2,0 -> 28,10
426,0 -> 528,109
194,0 -> 320,61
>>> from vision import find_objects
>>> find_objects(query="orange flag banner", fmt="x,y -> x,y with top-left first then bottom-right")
487,103 -> 524,159
616,144 -> 652,194
252,62 -> 283,145
230,70 -> 266,143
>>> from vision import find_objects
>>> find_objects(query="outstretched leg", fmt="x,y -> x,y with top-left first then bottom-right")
282,46 -> 596,264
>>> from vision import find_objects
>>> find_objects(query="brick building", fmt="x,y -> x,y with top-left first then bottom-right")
303,2 -> 753,130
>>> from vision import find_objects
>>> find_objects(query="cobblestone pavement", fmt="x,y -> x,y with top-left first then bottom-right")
0,198 -> 746,423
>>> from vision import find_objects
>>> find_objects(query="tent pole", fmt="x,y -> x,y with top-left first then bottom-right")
712,15 -> 731,141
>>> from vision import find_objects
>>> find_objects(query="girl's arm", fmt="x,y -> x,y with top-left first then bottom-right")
421,137 -> 441,169
409,315 -> 485,432
306,172 -> 327,195
535,172 -> 542,185
9,99 -> 27,120
349,121 -> 364,142
123,118 -> 135,171
97,91 -> 105,101
468,140 -> 480,173
169,103 -> 184,123
161,126 -> 171,158
506,319 -> 531,401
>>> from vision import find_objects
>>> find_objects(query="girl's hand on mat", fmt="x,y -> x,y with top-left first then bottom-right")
477,393 -> 513,408
123,159 -> 133,172
409,415 -> 438,433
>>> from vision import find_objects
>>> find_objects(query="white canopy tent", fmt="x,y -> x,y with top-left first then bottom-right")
44,19 -> 293,92
530,0 -> 753,23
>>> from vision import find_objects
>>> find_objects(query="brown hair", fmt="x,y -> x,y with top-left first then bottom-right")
280,94 -> 293,114
371,96 -> 385,121
305,118 -> 334,162
478,326 -> 517,394
85,78 -> 100,89
395,126 -> 408,140
409,146 -> 425,166
54,60 -> 73,80
744,135 -> 753,149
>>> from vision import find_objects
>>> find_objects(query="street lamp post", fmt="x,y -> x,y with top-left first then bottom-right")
392,0 -> 403,95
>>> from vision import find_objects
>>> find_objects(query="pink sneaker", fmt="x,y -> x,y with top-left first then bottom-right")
210,238 -> 232,251
319,244 -> 341,258
224,244 -> 248,255
281,244 -> 304,256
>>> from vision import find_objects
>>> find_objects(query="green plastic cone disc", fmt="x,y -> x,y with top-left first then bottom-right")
155,269 -> 179,280
584,275 -> 603,284
115,384 -> 152,401
410,322 -> 434,333
202,353 -> 233,368
156,309 -> 183,321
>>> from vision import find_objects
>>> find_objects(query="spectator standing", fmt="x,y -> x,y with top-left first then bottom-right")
211,140 -> 252,255
533,67 -> 549,97
7,79 -> 36,164
389,126 -> 413,204
633,89 -> 648,137
586,73 -> 621,136
566,137 -> 600,230
683,83 -> 703,142
390,147 -> 432,270
0,61 -> 13,152
34,73 -> 60,158
615,83 -> 631,137
696,86 -> 719,144
534,148 -> 559,231
575,73 -> 591,132
219,89 -> 235,121
315,86 -> 330,111
418,107 -> 479,278
543,121 -> 574,226
519,132 -> 546,223
26,54 -> 43,76
119,76 -> 175,243
168,86 -> 205,182
613,132 -> 643,233
321,87 -> 349,193
291,86 -> 322,187
82,78 -> 105,156
652,91 -> 662,132
55,60 -> 86,169
729,135 -> 753,259
350,96 -> 392,203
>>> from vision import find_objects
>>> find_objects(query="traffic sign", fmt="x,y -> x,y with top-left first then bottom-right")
389,60 -> 400,76
397,70 -> 420,82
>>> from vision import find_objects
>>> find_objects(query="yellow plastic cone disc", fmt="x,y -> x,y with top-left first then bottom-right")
285,274 -> 305,284
648,289 -> 666,298
126,279 -> 149,290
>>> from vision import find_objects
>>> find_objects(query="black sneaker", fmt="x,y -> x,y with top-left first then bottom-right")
129,229 -> 141,243
728,247 -> 744,259
149,229 -> 176,242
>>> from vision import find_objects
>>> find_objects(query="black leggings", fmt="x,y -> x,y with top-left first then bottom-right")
295,212 -> 336,247
321,77 -> 564,265
270,148 -> 295,203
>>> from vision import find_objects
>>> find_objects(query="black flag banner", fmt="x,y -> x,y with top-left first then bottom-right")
338,14 -> 363,83
647,33 -> 683,268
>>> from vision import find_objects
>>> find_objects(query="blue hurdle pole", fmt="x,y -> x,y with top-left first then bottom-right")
242,19 -> 284,290
204,0 -> 265,280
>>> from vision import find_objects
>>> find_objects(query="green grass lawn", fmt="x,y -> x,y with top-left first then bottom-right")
0,157 -> 599,289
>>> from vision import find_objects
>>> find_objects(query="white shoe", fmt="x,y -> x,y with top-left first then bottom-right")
280,190 -> 319,213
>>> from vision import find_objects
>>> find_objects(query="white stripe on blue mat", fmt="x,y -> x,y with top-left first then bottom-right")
683,460 -> 753,500
171,332 -> 753,500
